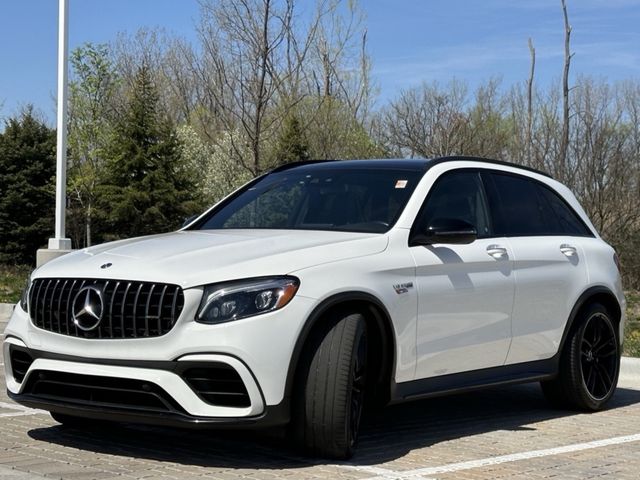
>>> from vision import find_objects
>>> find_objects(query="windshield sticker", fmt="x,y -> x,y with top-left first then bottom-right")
395,180 -> 408,189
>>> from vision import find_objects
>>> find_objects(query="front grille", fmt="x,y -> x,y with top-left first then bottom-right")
183,366 -> 251,408
9,347 -> 34,383
22,370 -> 183,413
28,278 -> 184,339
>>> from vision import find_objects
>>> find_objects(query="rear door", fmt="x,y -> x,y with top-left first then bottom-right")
482,171 -> 591,364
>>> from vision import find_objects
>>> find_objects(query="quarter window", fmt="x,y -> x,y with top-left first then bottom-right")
537,186 -> 592,236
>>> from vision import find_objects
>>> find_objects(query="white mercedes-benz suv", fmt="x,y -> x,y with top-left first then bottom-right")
4,157 -> 625,458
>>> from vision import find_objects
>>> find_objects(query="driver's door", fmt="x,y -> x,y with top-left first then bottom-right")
409,169 -> 515,380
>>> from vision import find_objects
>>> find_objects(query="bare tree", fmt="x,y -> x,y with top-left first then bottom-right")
160,37 -> 199,124
559,0 -> 573,180
193,0 -> 373,172
196,0 -> 302,175
381,80 -> 468,158
310,0 -> 373,123
463,78 -> 510,158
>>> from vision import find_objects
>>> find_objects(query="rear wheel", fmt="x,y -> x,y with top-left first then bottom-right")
293,312 -> 368,459
541,303 -> 620,410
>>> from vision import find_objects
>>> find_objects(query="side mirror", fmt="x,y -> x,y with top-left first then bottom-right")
411,218 -> 477,246
182,214 -> 198,228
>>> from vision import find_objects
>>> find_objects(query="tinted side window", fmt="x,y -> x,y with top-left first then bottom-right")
537,186 -> 592,236
484,172 -> 552,236
415,170 -> 491,237
483,171 -> 592,237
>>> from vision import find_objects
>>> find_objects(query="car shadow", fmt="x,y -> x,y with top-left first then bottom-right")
27,383 -> 640,469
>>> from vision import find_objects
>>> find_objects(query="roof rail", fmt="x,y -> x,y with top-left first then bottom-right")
429,156 -> 552,178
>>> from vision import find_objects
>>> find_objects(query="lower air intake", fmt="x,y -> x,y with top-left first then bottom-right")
183,365 -> 251,408
22,370 -> 183,413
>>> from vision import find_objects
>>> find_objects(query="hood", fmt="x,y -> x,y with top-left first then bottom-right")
34,229 -> 388,288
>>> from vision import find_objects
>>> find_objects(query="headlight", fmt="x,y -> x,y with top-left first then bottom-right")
196,276 -> 299,324
19,275 -> 33,313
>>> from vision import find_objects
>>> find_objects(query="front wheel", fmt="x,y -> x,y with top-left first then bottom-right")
292,312 -> 368,459
541,303 -> 620,411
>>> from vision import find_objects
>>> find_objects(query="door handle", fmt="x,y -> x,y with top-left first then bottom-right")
560,244 -> 578,257
486,245 -> 508,259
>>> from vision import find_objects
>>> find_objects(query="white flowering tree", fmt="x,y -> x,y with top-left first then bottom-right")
177,125 -> 253,205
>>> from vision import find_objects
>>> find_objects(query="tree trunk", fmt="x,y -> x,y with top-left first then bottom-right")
527,37 -> 536,166
86,202 -> 92,247
252,0 -> 272,175
559,0 -> 572,180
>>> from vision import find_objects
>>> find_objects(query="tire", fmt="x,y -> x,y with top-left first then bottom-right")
541,303 -> 620,411
292,312 -> 368,459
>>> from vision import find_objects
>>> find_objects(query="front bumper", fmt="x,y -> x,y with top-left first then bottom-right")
4,340 -> 288,428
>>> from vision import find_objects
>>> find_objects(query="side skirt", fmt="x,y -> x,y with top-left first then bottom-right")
391,357 -> 558,404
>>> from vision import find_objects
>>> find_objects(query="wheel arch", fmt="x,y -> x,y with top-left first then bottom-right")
560,286 -> 623,353
286,291 -> 396,407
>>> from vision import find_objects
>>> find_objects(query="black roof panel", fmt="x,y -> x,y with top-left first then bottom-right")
271,156 -> 551,178
271,158 -> 430,173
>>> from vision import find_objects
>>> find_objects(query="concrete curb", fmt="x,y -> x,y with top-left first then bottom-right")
620,356 -> 640,381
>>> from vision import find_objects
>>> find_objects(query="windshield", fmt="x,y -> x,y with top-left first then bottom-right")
194,168 -> 424,233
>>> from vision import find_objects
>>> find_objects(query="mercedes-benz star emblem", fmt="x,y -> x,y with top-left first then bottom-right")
72,286 -> 104,331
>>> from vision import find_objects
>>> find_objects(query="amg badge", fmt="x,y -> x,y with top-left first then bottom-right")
393,282 -> 414,294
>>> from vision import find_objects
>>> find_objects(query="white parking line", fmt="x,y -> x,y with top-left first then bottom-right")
339,465 -> 399,476
349,433 -> 640,480
0,411 -> 40,418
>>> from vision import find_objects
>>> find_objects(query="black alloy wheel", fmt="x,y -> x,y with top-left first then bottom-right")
580,312 -> 618,401
349,329 -> 368,448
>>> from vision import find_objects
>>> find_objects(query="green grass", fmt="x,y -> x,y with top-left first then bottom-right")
624,290 -> 640,357
0,265 -> 32,304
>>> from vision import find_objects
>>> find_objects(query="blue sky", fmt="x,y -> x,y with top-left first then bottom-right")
1,0 -> 639,122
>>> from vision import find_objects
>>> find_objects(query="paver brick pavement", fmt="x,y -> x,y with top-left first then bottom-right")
1,363 -> 640,479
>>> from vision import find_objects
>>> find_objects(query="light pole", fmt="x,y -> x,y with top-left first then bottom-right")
38,0 -> 72,266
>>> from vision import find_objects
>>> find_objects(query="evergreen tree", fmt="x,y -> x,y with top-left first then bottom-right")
273,115 -> 309,164
95,66 -> 200,240
0,108 -> 56,264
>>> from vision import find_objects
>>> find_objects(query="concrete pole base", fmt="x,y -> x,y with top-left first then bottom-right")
37,238 -> 73,267
37,248 -> 73,267
48,237 -> 72,250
